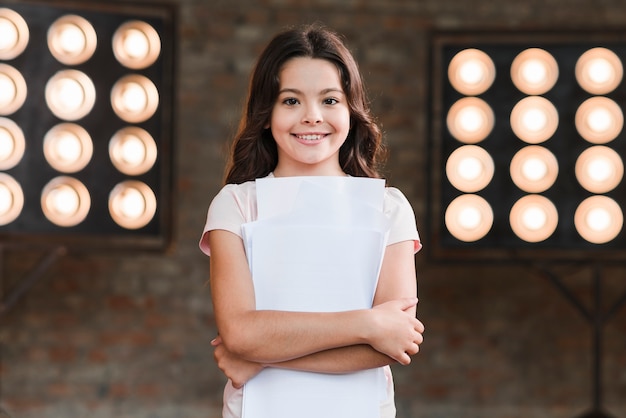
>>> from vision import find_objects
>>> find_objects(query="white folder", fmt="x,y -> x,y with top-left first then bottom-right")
241,177 -> 390,418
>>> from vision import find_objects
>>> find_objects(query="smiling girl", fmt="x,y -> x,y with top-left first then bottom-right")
200,24 -> 424,418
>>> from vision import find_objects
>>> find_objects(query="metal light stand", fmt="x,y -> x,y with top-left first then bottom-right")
531,262 -> 626,418
0,243 -> 67,417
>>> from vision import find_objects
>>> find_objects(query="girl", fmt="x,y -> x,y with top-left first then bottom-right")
199,24 -> 424,418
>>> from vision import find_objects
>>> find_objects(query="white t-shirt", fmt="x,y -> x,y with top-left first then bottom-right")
200,176 -> 421,418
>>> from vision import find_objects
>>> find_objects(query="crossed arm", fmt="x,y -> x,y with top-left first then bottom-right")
208,229 -> 425,388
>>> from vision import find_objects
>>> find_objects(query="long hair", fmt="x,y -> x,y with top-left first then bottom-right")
223,24 -> 386,184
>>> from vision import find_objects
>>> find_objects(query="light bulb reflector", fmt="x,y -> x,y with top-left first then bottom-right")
446,145 -> 494,192
0,8 -> 29,60
510,194 -> 558,243
511,48 -> 559,95
44,123 -> 93,173
0,117 -> 25,170
445,194 -> 493,242
109,127 -> 158,175
111,75 -> 159,123
45,70 -> 96,121
0,63 -> 27,116
41,176 -> 91,227
575,96 -> 623,144
0,172 -> 23,225
47,15 -> 97,65
109,181 -> 157,229
575,145 -> 623,193
575,195 -> 623,244
448,48 -> 496,95
446,97 -> 494,144
113,21 -> 161,69
510,96 -> 559,144
576,47 -> 623,95
510,145 -> 559,193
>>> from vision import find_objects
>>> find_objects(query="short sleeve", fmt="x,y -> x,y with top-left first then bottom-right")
384,187 -> 422,253
198,182 -> 258,256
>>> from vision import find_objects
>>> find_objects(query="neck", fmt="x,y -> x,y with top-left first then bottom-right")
273,163 -> 346,178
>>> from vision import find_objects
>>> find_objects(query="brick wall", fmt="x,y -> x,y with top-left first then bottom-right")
1,0 -> 626,417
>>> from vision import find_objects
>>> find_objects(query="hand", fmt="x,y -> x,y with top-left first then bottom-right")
368,298 -> 424,365
211,336 -> 265,388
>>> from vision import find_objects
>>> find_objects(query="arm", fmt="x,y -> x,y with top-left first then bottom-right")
269,239 -> 423,372
209,230 -> 422,365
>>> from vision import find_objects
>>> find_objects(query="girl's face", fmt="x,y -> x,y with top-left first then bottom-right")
269,57 -> 351,177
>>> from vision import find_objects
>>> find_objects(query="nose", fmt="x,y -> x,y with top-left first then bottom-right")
302,103 -> 322,124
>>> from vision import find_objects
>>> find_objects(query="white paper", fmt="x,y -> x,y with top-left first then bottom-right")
241,177 -> 390,418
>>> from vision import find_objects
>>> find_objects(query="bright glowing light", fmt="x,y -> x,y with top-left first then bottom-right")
448,48 -> 495,95
57,23 -> 86,54
575,146 -> 623,193
522,108 -> 548,132
47,15 -> 97,65
43,123 -> 93,173
0,64 -> 27,115
45,70 -> 96,121
124,29 -> 150,57
511,48 -> 559,95
111,75 -> 159,123
457,157 -> 482,180
446,145 -> 494,192
0,183 -> 11,213
109,127 -> 158,175
445,194 -> 493,242
0,117 -> 24,170
41,177 -> 90,227
0,173 -> 23,225
522,59 -> 547,84
459,60 -> 484,85
510,195 -> 558,242
0,8 -> 29,60
510,145 -> 558,193
575,195 -> 623,244
109,181 -> 157,229
113,21 -> 161,69
446,97 -> 494,144
575,96 -> 623,144
522,157 -> 548,181
522,206 -> 547,231
0,17 -> 18,51
510,96 -> 559,144
587,208 -> 611,232
576,47 -> 623,95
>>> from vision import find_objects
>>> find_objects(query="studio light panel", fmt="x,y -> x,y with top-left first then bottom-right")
430,32 -> 626,260
0,2 -> 175,250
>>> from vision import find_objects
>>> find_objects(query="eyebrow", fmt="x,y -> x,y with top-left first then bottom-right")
278,87 -> 345,95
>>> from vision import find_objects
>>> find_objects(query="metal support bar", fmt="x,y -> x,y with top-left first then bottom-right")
0,245 -> 67,317
531,263 -> 626,418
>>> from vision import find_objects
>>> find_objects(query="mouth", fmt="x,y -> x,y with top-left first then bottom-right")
293,133 -> 328,142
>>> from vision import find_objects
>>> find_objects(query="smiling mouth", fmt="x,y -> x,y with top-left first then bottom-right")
294,134 -> 327,141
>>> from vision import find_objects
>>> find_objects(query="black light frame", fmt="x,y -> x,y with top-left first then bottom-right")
0,0 -> 177,252
428,30 -> 626,262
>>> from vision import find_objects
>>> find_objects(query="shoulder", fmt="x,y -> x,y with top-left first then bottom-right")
383,186 -> 413,216
383,186 -> 422,253
199,180 -> 258,256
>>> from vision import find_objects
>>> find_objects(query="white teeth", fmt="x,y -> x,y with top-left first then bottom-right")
297,134 -> 324,141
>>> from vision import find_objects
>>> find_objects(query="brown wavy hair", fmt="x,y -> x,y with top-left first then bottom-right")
223,24 -> 386,185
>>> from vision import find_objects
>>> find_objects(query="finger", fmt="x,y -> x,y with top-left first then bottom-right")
394,351 -> 412,366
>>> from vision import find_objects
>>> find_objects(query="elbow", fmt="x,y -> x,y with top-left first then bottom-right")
219,322 -> 260,360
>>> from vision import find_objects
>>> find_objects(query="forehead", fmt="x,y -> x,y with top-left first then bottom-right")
278,57 -> 343,88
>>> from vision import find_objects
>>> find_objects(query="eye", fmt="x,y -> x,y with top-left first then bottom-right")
323,98 -> 339,105
282,97 -> 299,106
